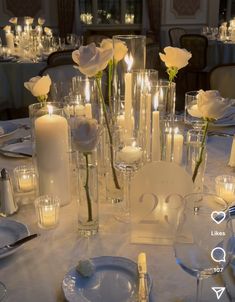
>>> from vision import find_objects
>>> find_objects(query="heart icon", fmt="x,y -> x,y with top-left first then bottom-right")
211,211 -> 226,224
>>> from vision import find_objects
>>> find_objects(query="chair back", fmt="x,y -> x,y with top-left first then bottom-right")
169,27 -> 186,47
47,49 -> 75,66
180,34 -> 208,71
39,64 -> 84,101
210,63 -> 235,98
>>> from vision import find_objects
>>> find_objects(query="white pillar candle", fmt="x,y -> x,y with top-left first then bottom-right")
152,110 -> 161,161
146,93 -> 152,161
165,128 -> 184,164
5,32 -> 14,50
85,103 -> 92,119
35,107 -> 70,206
119,146 -> 143,164
228,135 -> 235,167
74,104 -> 85,116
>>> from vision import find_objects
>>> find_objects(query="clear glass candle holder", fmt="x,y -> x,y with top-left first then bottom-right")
14,165 -> 37,193
215,175 -> 235,205
34,195 -> 60,229
112,35 -> 146,100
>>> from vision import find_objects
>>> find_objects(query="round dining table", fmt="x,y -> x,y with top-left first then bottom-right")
207,39 -> 235,67
0,61 -> 46,110
0,118 -> 234,302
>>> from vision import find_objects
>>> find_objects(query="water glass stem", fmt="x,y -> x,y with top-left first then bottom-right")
196,274 -> 203,302
123,171 -> 132,218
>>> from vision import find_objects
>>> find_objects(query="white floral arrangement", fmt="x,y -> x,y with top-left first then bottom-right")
189,89 -> 230,182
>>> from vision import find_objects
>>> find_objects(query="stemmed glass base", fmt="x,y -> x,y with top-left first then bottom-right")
0,282 -> 7,301
114,171 -> 132,224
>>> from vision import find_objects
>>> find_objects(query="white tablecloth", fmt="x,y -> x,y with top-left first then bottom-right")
0,62 -> 46,110
0,119 -> 234,302
208,40 -> 235,67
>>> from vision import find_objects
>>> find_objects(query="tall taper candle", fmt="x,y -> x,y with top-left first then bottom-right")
152,110 -> 161,161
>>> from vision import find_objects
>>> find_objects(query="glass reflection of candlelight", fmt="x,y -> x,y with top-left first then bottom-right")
84,79 -> 90,103
48,105 -> 53,116
125,54 -> 133,72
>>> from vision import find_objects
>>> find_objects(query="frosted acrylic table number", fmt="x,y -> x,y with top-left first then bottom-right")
130,162 -> 194,245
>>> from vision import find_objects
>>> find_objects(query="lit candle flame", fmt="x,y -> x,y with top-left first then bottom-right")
47,105 -> 53,116
84,78 -> 90,103
174,127 -> 179,134
153,93 -> 159,110
124,54 -> 133,72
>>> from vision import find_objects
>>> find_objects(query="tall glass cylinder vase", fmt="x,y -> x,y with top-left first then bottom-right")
158,79 -> 176,121
29,102 -> 71,206
76,150 -> 99,236
112,35 -> 146,105
186,129 -> 207,193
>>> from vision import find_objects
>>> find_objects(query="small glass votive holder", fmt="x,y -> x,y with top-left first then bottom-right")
14,165 -> 37,193
215,175 -> 235,205
34,195 -> 60,229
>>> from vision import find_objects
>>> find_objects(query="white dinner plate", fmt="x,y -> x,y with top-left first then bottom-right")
0,141 -> 32,158
0,122 -> 18,138
0,218 -> 29,259
62,256 -> 152,302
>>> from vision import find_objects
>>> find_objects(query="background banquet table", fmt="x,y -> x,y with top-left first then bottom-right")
207,40 -> 235,67
0,61 -> 46,111
0,118 -> 234,302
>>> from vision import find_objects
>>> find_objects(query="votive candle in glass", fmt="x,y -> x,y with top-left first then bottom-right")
34,195 -> 60,229
14,165 -> 36,193
215,175 -> 235,205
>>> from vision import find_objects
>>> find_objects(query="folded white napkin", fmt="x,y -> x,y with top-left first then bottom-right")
215,106 -> 235,124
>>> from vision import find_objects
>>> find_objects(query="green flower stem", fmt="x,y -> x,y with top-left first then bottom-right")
167,66 -> 178,83
108,60 -> 113,116
192,120 -> 209,183
84,153 -> 93,222
37,95 -> 48,103
95,76 -> 121,190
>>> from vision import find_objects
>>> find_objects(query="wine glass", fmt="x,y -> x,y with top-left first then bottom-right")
174,193 -> 234,302
184,91 -> 204,130
113,128 -> 145,223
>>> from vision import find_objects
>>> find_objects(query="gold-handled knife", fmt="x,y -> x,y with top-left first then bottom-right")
138,252 -> 149,302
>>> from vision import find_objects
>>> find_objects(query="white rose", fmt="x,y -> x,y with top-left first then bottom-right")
44,27 -> 52,36
38,18 -> 45,25
72,117 -> 99,153
24,17 -> 34,25
9,17 -> 17,24
159,46 -> 192,69
100,38 -> 128,62
72,43 -> 113,77
24,75 -> 51,97
189,90 -> 230,120
3,25 -> 11,32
